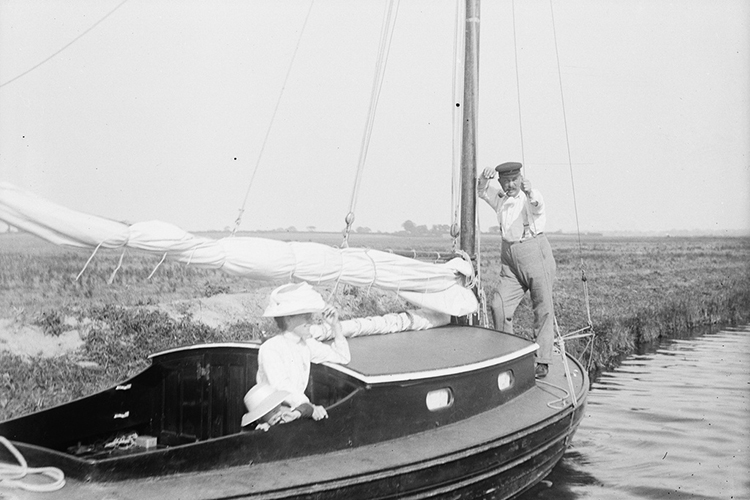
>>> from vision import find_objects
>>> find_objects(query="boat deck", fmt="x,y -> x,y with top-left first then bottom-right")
9,354 -> 587,500
343,325 -> 534,378
148,326 -> 538,384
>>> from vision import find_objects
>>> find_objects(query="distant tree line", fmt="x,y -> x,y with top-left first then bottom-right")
400,220 -> 508,235
400,220 -> 453,236
238,221 -> 505,235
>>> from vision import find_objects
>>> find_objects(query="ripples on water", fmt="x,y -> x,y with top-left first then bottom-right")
519,326 -> 750,500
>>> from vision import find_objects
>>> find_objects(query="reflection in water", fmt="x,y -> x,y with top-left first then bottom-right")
518,326 -> 750,500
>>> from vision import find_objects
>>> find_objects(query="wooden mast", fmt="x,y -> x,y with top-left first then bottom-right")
459,0 -> 479,261
459,0 -> 480,325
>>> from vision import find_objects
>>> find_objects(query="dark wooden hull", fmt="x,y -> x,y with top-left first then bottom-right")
5,365 -> 585,499
0,327 -> 588,499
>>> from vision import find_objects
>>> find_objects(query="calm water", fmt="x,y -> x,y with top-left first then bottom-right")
519,326 -> 750,500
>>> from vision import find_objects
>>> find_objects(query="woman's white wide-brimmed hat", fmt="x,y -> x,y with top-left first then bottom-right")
262,282 -> 325,317
241,383 -> 291,427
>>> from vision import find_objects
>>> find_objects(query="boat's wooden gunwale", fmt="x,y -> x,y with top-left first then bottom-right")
148,326 -> 538,385
9,353 -> 587,500
0,337 -> 538,481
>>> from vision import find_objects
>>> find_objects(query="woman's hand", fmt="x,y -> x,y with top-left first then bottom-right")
312,405 -> 328,421
322,305 -> 339,325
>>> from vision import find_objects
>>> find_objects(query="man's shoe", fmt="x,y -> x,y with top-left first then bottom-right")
535,363 -> 549,379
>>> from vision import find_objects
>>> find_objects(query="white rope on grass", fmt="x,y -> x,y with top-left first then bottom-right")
146,253 -> 168,280
75,241 -> 105,281
107,249 -> 127,284
0,436 -> 65,492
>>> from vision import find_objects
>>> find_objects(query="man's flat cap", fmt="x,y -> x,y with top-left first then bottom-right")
495,162 -> 522,176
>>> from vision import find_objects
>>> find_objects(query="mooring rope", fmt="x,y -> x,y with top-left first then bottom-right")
0,436 -> 65,492
536,379 -> 572,410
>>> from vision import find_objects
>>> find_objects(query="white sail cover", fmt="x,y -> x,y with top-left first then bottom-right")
0,183 -> 478,316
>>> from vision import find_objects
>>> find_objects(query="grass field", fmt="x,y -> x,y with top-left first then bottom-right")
1,231 -> 749,421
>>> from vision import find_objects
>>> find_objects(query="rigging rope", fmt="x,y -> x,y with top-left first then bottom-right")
450,0 -> 466,253
505,1 -> 596,360
548,0 -> 594,330
0,0 -> 130,89
510,0 -> 527,173
231,0 -> 316,235
341,0 -> 400,247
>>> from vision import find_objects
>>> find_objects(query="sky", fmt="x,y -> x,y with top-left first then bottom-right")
0,0 -> 748,236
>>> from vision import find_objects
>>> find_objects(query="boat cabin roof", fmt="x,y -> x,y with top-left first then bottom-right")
150,326 -> 537,385
339,326 -> 536,383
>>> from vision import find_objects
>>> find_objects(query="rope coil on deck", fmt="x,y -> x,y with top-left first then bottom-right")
0,436 -> 65,492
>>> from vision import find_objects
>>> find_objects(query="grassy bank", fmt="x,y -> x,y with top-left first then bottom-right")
1,232 -> 749,420
480,235 -> 750,375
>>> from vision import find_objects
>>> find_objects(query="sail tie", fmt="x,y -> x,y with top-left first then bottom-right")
107,249 -> 127,284
147,253 -> 168,280
76,241 -> 106,281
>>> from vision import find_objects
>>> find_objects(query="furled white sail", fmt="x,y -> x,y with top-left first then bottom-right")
310,308 -> 451,341
0,183 -> 478,316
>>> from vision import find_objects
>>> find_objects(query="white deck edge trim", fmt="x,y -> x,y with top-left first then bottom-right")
148,341 -> 539,385
148,342 -> 261,359
325,343 -> 539,384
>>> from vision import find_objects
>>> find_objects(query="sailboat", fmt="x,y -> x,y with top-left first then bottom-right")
0,1 -> 589,498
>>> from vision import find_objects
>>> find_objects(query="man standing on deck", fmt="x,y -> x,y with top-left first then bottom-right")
477,162 -> 556,379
